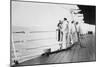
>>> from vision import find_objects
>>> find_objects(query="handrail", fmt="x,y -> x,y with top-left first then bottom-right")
13,37 -> 56,43
13,31 -> 56,34
30,31 -> 56,33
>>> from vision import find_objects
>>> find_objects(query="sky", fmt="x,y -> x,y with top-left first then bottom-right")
12,1 -> 79,31
12,1 -> 95,32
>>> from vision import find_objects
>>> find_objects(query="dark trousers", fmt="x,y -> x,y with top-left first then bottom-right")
58,30 -> 63,42
57,29 -> 63,50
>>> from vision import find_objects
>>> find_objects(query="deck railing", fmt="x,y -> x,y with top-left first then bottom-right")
11,31 -> 60,65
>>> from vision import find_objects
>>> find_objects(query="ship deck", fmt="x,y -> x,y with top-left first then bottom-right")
17,34 -> 96,66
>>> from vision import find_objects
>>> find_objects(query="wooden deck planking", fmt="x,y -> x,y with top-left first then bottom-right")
55,51 -> 67,63
46,51 -> 63,63
60,47 -> 75,63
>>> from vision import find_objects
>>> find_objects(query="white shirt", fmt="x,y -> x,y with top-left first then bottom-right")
61,20 -> 68,33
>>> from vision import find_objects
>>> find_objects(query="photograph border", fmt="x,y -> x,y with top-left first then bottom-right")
10,0 -> 96,67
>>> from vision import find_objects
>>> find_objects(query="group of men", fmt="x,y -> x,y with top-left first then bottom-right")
57,18 -> 84,50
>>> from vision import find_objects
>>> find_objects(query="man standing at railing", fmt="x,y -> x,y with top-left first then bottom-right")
61,18 -> 69,49
57,20 -> 63,50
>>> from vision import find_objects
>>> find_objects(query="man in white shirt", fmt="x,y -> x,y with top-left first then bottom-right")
61,18 -> 69,49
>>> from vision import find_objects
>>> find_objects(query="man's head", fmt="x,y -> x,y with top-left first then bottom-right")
64,18 -> 67,21
75,22 -> 79,25
71,21 -> 74,24
64,18 -> 69,23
